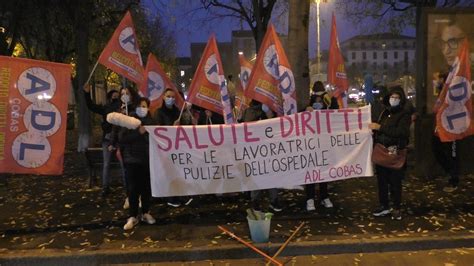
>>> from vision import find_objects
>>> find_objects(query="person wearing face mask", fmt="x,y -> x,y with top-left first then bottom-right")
110,87 -> 141,208
83,85 -> 125,197
369,86 -> 411,221
241,100 -> 283,213
117,97 -> 156,230
153,88 -> 192,208
119,87 -> 140,115
303,85 -> 339,212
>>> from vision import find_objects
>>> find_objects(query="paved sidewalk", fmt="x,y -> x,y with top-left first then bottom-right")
0,139 -> 473,265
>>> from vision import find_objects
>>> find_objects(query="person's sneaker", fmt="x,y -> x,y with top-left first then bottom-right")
167,201 -> 181,208
391,209 -> 402,220
306,199 -> 316,211
269,201 -> 283,212
141,213 -> 156,225
372,206 -> 390,217
123,217 -> 138,230
184,198 -> 193,206
123,197 -> 129,209
443,185 -> 458,193
321,198 -> 334,208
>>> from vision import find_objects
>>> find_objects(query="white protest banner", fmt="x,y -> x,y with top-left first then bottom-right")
146,105 -> 373,197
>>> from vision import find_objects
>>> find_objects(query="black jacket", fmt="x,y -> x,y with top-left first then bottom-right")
84,91 -> 121,141
373,87 -> 411,149
118,113 -> 154,164
154,104 -> 180,126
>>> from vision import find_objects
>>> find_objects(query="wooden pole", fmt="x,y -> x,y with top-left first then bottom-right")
218,225 -> 282,266
83,60 -> 99,88
265,222 -> 305,266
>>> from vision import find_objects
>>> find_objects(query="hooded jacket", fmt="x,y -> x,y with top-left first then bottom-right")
373,86 -> 411,149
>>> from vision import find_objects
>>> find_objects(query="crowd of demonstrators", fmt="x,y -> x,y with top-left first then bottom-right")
83,85 -> 126,197
117,97 -> 156,230
82,73 -> 454,228
369,86 -> 411,221
241,100 -> 283,213
303,81 -> 337,212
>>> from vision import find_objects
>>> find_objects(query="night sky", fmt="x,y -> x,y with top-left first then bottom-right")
143,1 -> 415,58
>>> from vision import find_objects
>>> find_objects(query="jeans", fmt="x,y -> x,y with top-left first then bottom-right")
432,136 -> 459,186
101,141 -> 127,191
125,163 -> 151,217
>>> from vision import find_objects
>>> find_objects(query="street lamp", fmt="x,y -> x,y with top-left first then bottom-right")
315,0 -> 321,77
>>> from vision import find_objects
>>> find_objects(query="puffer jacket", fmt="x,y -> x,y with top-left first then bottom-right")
118,113 -> 154,164
374,87 -> 411,149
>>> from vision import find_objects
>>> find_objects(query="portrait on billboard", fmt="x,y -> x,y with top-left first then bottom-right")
426,12 -> 474,113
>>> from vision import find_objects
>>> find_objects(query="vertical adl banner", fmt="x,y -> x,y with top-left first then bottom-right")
0,56 -> 71,175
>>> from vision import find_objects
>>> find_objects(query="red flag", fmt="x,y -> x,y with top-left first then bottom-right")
187,35 -> 234,124
0,56 -> 71,175
235,54 -> 253,111
327,13 -> 349,108
436,39 -> 474,141
245,24 -> 297,116
139,54 -> 184,113
98,11 -> 144,84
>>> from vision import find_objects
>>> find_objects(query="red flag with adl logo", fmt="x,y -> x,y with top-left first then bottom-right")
235,54 -> 253,111
139,53 -> 184,112
244,24 -> 296,116
187,35 -> 234,124
436,39 -> 474,142
327,13 -> 349,108
98,11 -> 144,84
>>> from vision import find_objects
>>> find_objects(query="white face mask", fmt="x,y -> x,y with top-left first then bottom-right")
121,94 -> 130,104
261,104 -> 270,113
389,97 -> 400,107
136,107 -> 148,118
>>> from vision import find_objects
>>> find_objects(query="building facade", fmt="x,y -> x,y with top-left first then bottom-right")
339,33 -> 416,86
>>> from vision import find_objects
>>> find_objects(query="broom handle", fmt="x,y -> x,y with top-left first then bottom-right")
218,226 -> 282,266
265,222 -> 305,266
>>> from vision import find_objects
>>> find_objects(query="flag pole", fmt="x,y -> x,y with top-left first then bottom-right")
177,102 -> 187,122
83,60 -> 100,88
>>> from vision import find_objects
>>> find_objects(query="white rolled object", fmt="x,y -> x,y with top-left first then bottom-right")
106,112 -> 141,129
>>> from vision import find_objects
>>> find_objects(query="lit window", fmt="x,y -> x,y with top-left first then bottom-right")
180,70 -> 185,77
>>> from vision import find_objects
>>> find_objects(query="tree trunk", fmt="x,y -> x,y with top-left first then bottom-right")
74,2 -> 92,152
287,0 -> 310,110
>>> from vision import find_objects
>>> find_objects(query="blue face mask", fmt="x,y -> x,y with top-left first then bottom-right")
261,104 -> 270,113
312,102 -> 324,110
165,97 -> 175,107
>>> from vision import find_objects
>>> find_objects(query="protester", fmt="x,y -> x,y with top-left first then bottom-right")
431,20 -> 468,192
115,87 -> 140,209
83,85 -> 125,197
154,88 -> 192,207
242,100 -> 283,213
304,81 -> 337,211
118,97 -> 156,230
369,86 -> 411,221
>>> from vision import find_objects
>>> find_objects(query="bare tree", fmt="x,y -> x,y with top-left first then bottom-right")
336,0 -> 473,33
